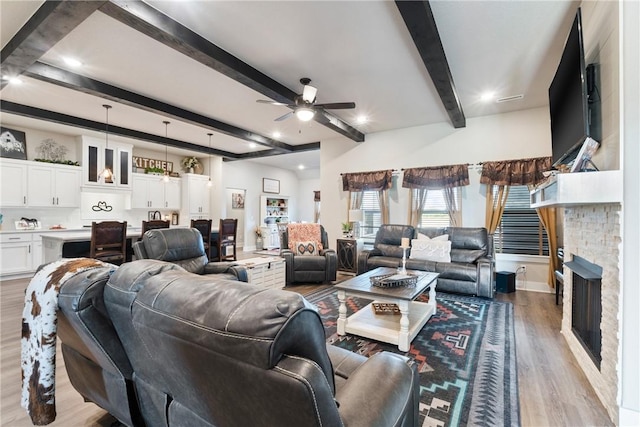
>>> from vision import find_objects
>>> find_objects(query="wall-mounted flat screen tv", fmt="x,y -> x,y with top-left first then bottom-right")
549,8 -> 597,169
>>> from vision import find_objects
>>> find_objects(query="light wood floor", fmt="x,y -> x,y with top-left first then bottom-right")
1,267 -> 613,426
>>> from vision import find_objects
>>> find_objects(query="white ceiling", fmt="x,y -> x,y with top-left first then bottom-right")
0,0 -> 578,172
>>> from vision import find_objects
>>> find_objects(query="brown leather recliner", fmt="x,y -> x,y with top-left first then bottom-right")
103,259 -> 420,427
280,224 -> 338,285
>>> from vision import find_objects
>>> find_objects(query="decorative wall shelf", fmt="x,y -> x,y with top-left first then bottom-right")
530,170 -> 622,208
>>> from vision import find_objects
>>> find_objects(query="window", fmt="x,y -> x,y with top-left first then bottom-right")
360,191 -> 381,237
495,186 -> 549,255
418,188 -> 461,228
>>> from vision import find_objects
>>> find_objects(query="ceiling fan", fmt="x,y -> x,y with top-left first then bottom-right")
256,78 -> 356,122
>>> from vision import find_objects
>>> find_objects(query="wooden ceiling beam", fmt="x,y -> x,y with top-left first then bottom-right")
395,0 -> 466,128
25,62 -> 293,153
100,1 -> 365,142
0,1 -> 105,90
1,100 -> 241,159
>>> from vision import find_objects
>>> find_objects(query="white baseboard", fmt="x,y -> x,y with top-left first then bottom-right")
515,279 -> 553,293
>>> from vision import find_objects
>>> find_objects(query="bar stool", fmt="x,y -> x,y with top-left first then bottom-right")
191,219 -> 212,260
90,221 -> 127,265
140,219 -> 170,240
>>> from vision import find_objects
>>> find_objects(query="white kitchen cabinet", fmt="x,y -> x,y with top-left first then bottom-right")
27,163 -> 81,207
0,233 -> 35,276
79,136 -> 132,190
132,173 -> 181,209
181,174 -> 211,220
0,159 -> 28,207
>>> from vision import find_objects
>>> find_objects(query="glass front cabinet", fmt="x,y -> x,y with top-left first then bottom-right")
79,135 -> 132,189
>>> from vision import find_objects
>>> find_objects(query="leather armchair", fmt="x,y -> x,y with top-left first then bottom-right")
103,259 -> 419,427
57,265 -> 142,427
132,228 -> 248,282
280,224 -> 337,285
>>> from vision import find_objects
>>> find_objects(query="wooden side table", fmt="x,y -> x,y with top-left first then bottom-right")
337,238 -> 363,275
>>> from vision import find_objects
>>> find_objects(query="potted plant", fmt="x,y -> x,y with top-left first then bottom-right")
144,166 -> 164,175
181,156 -> 200,173
341,222 -> 352,237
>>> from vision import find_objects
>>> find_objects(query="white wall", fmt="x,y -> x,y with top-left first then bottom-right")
297,174 -> 321,223
221,160 -> 300,250
321,106 -> 552,249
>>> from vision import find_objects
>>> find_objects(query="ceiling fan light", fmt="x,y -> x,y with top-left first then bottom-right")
296,107 -> 315,121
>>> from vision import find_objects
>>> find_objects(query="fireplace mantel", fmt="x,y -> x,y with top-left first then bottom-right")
530,170 -> 622,208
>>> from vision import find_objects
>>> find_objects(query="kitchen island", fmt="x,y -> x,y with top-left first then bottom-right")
41,229 -> 142,264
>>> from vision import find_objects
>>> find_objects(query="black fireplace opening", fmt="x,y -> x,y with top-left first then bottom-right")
566,255 -> 602,370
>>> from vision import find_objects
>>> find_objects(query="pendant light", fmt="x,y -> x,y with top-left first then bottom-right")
99,104 -> 114,182
163,121 -> 170,183
207,132 -> 213,187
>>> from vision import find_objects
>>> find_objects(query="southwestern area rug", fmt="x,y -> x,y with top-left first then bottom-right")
305,288 -> 520,427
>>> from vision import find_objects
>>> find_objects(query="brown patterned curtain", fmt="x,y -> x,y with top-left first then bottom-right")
403,164 -> 468,227
342,170 -> 393,191
480,157 -> 551,186
402,164 -> 470,189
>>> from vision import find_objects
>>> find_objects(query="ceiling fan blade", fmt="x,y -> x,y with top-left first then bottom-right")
256,99 -> 289,106
302,84 -> 318,103
274,111 -> 294,121
314,102 -> 356,109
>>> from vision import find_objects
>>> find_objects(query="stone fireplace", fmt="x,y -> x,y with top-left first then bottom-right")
562,203 -> 620,421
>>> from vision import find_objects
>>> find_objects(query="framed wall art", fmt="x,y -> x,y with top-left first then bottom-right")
0,127 -> 27,160
262,178 -> 280,194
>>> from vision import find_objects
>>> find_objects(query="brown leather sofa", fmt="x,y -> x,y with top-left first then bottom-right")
358,225 -> 495,298
57,259 -> 420,426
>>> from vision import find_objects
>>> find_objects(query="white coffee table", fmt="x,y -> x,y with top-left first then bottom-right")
334,267 -> 438,352
234,256 -> 285,289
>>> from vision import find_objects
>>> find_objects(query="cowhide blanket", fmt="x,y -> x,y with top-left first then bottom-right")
21,258 -> 115,425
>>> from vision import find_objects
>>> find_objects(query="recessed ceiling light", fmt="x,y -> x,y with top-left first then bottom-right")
480,92 -> 495,102
7,77 -> 22,85
249,142 -> 257,149
298,164 -> 305,170
273,131 -> 281,139
63,57 -> 83,68
356,115 -> 368,124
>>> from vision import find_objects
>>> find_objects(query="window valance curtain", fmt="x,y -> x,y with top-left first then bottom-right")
342,170 -> 393,192
402,164 -> 470,189
313,191 -> 321,202
480,157 -> 551,186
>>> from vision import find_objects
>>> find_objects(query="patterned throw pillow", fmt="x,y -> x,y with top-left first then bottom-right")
409,236 -> 452,262
293,241 -> 319,256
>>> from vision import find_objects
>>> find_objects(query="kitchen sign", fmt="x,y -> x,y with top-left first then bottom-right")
133,156 -> 173,172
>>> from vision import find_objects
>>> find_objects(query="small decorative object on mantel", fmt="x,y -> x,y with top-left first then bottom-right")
181,156 -> 200,173
0,126 -> 27,160
370,272 -> 419,288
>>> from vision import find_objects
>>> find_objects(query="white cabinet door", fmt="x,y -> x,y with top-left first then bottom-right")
131,174 -> 150,209
0,160 -> 28,207
147,179 -> 165,209
188,175 -> 210,214
80,136 -> 132,189
54,167 -> 81,207
27,165 -> 55,207
0,234 -> 32,275
164,178 -> 181,209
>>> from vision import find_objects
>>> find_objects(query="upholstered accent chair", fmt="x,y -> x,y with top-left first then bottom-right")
89,220 -> 127,265
280,223 -> 337,286
132,227 -> 247,281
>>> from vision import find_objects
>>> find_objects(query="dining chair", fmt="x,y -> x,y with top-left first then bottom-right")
191,219 -> 213,260
90,221 -> 127,265
214,218 -> 238,262
140,219 -> 170,240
